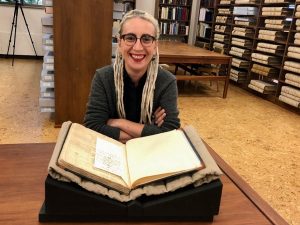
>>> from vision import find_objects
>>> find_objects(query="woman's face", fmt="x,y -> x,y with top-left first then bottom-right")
119,17 -> 157,76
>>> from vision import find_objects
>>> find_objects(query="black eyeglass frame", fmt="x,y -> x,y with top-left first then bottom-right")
120,33 -> 156,46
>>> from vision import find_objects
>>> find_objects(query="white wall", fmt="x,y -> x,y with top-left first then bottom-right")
135,0 -> 155,16
0,5 -> 46,56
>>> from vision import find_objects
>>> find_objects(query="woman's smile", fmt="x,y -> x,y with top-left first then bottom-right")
130,53 -> 146,62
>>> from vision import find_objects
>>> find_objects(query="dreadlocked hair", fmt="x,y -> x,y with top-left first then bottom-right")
113,9 -> 160,124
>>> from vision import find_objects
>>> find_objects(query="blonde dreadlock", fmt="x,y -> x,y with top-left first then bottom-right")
113,9 -> 160,124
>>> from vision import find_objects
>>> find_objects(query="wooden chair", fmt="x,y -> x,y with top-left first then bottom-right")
196,46 -> 225,91
195,41 -> 210,49
174,42 -> 210,75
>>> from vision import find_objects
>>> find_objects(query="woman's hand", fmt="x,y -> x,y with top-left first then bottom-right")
153,106 -> 166,127
119,130 -> 133,143
107,118 -> 143,141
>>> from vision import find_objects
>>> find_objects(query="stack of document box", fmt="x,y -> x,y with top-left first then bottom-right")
261,7 -> 292,16
284,61 -> 300,75
279,86 -> 300,108
231,57 -> 250,68
251,52 -> 281,66
229,46 -> 251,60
40,0 -> 54,113
231,37 -> 252,48
234,17 -> 256,26
230,68 -> 247,83
232,27 -> 254,38
294,33 -> 300,45
284,73 -> 300,88
251,63 -> 278,77
248,79 -> 276,94
287,46 -> 300,60
256,42 -> 285,55
264,19 -> 290,30
258,29 -> 287,42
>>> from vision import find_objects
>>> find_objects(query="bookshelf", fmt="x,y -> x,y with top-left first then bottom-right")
204,0 -> 299,111
248,0 -> 294,95
276,0 -> 300,109
156,0 -> 193,42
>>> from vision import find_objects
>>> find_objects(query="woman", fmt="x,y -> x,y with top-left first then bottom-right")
84,9 -> 180,143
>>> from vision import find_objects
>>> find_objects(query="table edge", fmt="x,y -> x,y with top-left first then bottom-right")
205,142 -> 289,225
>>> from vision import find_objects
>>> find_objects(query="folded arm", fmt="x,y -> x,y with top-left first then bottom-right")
107,107 -> 166,143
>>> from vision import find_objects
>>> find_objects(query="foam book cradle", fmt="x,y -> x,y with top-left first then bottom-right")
39,122 -> 223,222
39,175 -> 223,222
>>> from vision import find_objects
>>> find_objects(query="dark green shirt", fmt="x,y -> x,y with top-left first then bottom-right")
84,65 -> 180,140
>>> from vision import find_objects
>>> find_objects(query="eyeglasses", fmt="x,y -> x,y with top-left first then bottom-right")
120,33 -> 156,47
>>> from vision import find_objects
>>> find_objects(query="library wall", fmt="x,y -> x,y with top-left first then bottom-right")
136,0 -> 156,16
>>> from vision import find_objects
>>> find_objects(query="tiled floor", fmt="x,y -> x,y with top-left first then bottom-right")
0,58 -> 299,224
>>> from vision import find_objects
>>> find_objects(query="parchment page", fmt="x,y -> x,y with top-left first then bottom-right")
126,130 -> 202,187
58,123 -> 130,190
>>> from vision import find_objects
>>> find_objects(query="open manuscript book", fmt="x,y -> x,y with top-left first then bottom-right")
57,123 -> 205,194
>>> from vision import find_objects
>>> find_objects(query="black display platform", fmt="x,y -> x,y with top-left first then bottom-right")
39,175 -> 222,222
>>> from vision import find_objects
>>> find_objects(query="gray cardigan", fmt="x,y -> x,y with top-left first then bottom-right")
84,65 -> 180,140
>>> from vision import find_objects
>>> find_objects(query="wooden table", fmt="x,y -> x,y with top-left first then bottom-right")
0,143 -> 288,225
158,41 -> 232,98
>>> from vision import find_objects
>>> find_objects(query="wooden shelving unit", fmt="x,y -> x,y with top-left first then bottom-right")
247,1 -> 294,96
53,0 -> 113,126
229,1 -> 259,84
213,0 -> 233,54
